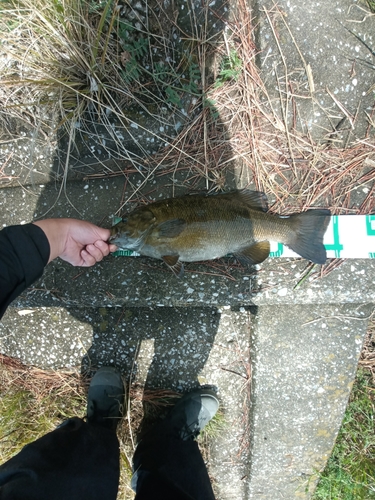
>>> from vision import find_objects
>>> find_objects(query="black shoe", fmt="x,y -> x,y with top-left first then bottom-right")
167,389 -> 219,440
86,367 -> 125,430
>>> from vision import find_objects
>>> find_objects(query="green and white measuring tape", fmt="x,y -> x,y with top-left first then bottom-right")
270,215 -> 375,259
112,215 -> 375,259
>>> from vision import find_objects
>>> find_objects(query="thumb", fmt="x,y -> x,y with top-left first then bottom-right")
92,226 -> 111,242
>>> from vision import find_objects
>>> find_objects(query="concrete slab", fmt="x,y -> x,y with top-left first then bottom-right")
247,303 -> 374,499
254,0 -> 375,144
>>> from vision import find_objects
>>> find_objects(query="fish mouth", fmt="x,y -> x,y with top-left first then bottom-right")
109,233 -> 119,243
108,221 -> 151,250
109,234 -> 129,247
108,232 -> 144,250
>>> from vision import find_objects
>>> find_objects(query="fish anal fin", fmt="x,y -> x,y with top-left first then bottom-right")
162,255 -> 184,277
158,219 -> 186,238
236,241 -> 270,266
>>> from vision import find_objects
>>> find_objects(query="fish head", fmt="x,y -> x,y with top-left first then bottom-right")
109,209 -> 155,250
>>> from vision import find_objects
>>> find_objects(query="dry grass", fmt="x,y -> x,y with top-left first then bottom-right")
0,0 -> 119,124
1,0 -> 374,217
146,0 -> 375,214
227,2 -> 375,215
0,0 -> 204,188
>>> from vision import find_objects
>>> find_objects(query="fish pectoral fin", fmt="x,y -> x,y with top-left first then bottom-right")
162,255 -> 184,277
236,241 -> 270,265
131,209 -> 156,224
157,219 -> 186,238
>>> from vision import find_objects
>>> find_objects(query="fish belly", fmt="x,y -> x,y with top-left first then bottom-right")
160,219 -> 258,262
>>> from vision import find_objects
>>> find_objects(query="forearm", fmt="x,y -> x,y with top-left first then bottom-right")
33,219 -> 70,263
0,224 -> 50,318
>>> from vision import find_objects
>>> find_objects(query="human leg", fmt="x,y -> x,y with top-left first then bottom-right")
0,367 -> 124,500
132,389 -> 219,500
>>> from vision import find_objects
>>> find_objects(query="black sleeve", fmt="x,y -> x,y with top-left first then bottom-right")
0,224 -> 50,319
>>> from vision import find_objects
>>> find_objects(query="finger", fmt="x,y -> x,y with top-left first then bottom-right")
80,249 -> 96,267
85,244 -> 105,263
109,244 -> 118,253
93,239 -> 111,256
95,227 -> 111,242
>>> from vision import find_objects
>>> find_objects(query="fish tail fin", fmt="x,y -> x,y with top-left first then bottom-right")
287,209 -> 331,264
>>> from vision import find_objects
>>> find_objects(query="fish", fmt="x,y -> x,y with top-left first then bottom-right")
109,189 -> 331,276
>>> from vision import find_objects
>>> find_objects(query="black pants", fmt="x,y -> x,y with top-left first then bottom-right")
0,417 -> 215,500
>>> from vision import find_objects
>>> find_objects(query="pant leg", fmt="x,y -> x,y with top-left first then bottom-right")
132,419 -> 215,500
0,417 -> 120,500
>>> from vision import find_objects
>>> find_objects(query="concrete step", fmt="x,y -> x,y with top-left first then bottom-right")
1,179 -> 375,311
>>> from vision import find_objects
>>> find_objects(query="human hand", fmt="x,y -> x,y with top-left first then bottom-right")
33,219 -> 118,266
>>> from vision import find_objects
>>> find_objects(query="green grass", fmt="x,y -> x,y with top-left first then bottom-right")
0,388 -> 85,457
312,368 -> 375,500
0,360 -> 86,462
366,0 -> 375,13
215,49 -> 243,88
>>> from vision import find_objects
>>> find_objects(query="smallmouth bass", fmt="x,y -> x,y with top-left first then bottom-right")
109,190 -> 331,276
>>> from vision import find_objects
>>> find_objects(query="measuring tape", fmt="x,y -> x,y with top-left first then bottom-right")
112,215 -> 375,259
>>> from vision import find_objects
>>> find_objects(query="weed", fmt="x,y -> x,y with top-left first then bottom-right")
203,97 -> 220,120
215,49 -> 243,88
0,356 -> 86,461
312,368 -> 375,500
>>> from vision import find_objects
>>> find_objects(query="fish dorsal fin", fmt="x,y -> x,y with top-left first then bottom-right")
236,241 -> 270,265
211,189 -> 268,212
157,219 -> 186,238
162,255 -> 184,277
237,189 -> 269,212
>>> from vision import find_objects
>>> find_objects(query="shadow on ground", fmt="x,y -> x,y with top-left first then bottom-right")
77,306 -> 221,391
